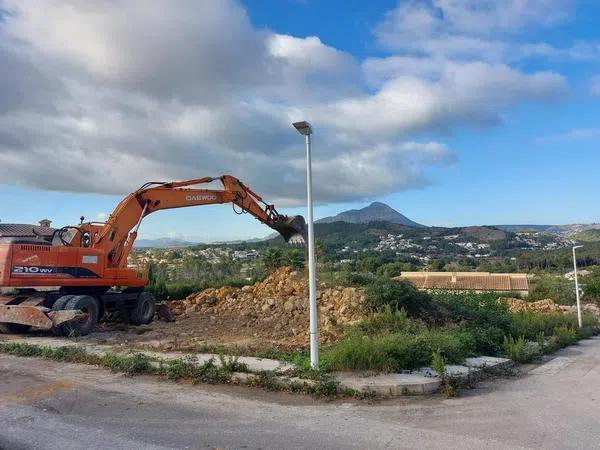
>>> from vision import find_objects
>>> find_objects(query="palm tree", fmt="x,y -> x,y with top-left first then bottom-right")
262,247 -> 283,272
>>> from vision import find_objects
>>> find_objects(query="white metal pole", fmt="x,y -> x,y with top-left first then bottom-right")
305,133 -> 319,370
573,246 -> 583,328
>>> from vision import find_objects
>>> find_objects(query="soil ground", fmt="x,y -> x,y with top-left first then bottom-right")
72,312 -> 308,354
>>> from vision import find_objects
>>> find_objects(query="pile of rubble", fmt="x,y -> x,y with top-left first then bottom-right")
506,297 -> 600,319
506,298 -> 562,313
168,267 -> 366,346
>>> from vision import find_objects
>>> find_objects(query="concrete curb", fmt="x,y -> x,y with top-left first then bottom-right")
333,356 -> 513,397
0,336 -> 295,373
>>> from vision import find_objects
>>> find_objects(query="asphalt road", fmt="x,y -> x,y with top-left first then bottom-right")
3,338 -> 600,449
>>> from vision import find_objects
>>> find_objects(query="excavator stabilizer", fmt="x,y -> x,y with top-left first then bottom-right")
272,215 -> 307,245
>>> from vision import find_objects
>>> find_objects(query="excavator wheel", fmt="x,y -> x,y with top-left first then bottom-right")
52,295 -> 76,312
59,295 -> 99,337
129,292 -> 156,326
0,323 -> 32,334
51,295 -> 77,335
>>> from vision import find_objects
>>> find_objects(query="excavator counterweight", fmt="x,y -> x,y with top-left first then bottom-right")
0,175 -> 306,336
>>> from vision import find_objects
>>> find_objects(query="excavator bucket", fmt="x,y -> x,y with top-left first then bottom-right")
272,215 -> 307,245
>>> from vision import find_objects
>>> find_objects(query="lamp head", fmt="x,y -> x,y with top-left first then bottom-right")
292,121 -> 312,136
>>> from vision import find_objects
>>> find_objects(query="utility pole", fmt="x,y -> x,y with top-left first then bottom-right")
573,245 -> 584,328
292,121 -> 318,370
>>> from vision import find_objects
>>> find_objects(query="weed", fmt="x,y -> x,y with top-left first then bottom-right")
503,336 -> 540,363
104,353 -> 152,375
312,378 -> 339,397
218,354 -> 250,373
431,350 -> 455,398
250,370 -> 282,391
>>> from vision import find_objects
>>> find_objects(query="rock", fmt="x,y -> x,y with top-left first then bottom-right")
204,296 -> 218,306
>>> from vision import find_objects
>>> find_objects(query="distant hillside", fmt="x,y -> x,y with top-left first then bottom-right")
134,238 -> 196,248
462,226 -> 506,242
573,229 -> 600,242
317,202 -> 424,227
496,223 -> 600,236
545,224 -> 600,236
495,225 -> 553,233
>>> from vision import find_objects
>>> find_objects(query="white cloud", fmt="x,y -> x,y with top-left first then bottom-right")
347,61 -> 566,135
542,128 -> 600,141
0,0 -> 573,205
374,0 -> 573,61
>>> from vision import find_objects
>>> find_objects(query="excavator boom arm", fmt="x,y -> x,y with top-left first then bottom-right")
92,175 -> 305,268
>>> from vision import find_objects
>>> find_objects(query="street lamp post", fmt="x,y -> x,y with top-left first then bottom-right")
292,121 -> 318,370
572,245 -> 584,328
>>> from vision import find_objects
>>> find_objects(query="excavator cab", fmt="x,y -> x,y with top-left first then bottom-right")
272,215 -> 307,245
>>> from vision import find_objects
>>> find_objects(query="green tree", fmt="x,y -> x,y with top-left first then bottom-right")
282,248 -> 305,270
357,256 -> 379,273
261,246 -> 283,272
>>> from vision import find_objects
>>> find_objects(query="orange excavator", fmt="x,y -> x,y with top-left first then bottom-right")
0,175 -> 306,336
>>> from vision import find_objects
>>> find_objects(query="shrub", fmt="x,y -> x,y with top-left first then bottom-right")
583,267 -> 600,300
465,326 -> 507,355
321,329 -> 474,372
503,335 -> 540,363
356,306 -> 421,335
365,278 -> 438,320
530,275 -> 576,305
434,292 -> 512,354
509,311 -> 598,340
553,325 -> 577,347
435,292 -> 512,331
341,272 -> 376,287
509,312 -> 573,340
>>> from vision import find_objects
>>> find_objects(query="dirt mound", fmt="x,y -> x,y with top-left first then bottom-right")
506,298 -> 600,320
507,298 -> 562,313
558,303 -> 600,319
168,267 -> 366,347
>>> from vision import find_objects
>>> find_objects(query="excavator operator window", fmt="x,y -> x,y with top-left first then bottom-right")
61,229 -> 77,245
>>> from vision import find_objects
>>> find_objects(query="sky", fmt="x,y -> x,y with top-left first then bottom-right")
0,0 -> 599,242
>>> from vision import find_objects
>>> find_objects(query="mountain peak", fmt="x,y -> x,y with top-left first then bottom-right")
316,202 -> 424,227
368,201 -> 389,208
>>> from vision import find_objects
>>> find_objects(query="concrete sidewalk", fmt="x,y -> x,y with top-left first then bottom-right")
0,335 -> 512,396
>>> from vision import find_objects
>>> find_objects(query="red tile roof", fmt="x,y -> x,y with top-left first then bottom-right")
396,272 -> 529,292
